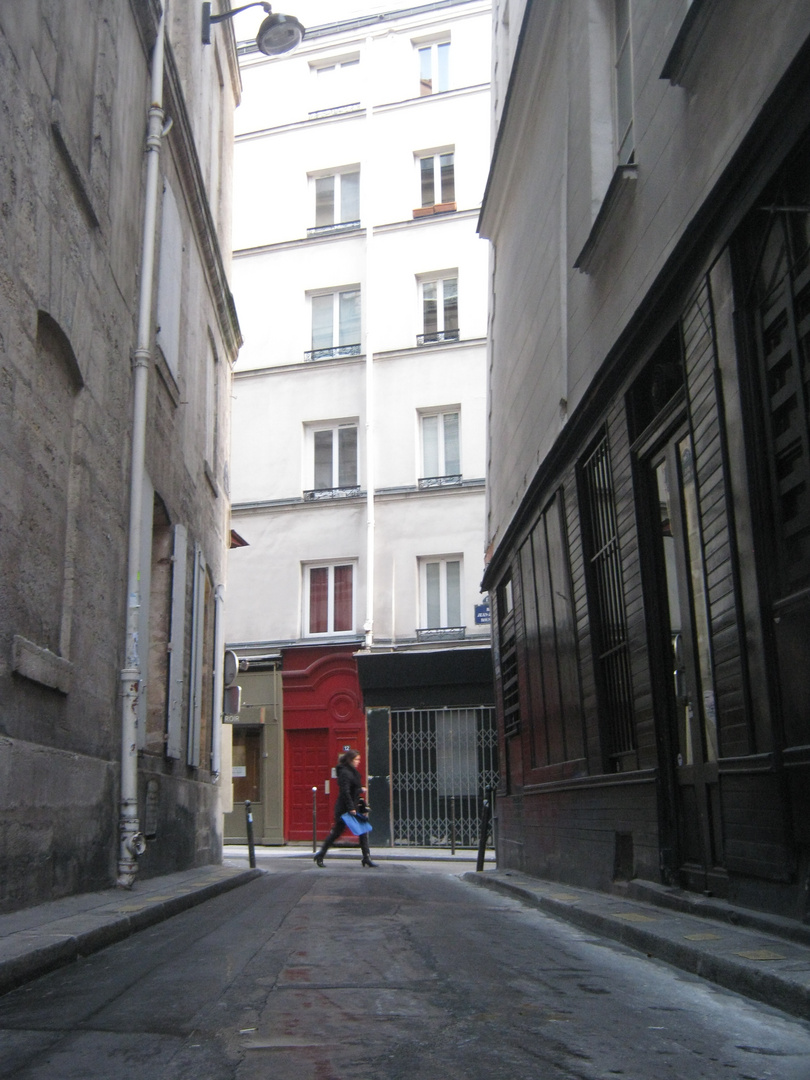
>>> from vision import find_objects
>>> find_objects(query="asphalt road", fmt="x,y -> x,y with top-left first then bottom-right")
1,861 -> 809,1079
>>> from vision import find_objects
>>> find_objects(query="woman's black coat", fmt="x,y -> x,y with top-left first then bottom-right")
333,762 -> 363,819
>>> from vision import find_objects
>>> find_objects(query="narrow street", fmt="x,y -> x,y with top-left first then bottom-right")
1,862 -> 808,1079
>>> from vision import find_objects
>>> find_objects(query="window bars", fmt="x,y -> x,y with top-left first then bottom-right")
580,433 -> 636,760
391,707 -> 498,848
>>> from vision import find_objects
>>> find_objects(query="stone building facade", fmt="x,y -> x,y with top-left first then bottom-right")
0,0 -> 240,910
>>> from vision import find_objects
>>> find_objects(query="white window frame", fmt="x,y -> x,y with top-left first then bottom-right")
415,38 -> 450,95
419,407 -> 461,480
419,555 -> 463,630
416,148 -> 455,208
418,271 -> 459,342
310,167 -> 360,229
309,54 -> 361,115
305,419 -> 360,491
308,286 -> 362,356
310,54 -> 360,75
303,561 -> 357,637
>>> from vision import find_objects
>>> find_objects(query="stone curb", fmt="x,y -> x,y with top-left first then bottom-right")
464,871 -> 810,1022
0,868 -> 263,997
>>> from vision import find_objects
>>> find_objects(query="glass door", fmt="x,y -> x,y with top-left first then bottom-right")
647,425 -> 724,892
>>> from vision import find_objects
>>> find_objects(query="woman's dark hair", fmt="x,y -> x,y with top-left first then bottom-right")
338,749 -> 360,767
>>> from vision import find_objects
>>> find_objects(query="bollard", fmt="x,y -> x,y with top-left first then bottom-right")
450,795 -> 457,854
312,786 -> 318,852
476,786 -> 493,872
245,800 -> 256,869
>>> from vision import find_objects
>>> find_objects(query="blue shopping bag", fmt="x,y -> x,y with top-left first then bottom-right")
341,812 -> 372,835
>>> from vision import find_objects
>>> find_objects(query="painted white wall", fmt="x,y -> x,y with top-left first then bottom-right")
233,235 -> 365,370
233,2 -> 491,137
373,343 -> 486,488
225,1 -> 492,652
228,502 -> 367,644
374,491 -> 489,641
230,359 -> 366,503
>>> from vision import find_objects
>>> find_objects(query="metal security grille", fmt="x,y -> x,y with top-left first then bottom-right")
580,433 -> 636,760
391,707 -> 498,848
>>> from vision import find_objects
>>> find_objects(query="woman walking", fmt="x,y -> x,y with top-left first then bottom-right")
314,749 -> 377,867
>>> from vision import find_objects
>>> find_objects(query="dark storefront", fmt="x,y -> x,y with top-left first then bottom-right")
486,77 -> 810,919
358,647 -> 497,849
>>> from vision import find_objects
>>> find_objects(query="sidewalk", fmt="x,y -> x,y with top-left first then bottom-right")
465,869 -> 810,1023
0,864 -> 261,997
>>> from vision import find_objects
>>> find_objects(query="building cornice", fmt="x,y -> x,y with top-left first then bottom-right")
231,479 -> 485,515
233,210 -> 481,260
235,83 -> 489,144
232,336 -> 486,379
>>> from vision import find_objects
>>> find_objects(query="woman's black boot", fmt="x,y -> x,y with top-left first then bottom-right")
362,855 -> 378,867
314,851 -> 325,867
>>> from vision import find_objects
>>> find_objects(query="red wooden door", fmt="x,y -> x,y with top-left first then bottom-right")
287,728 -> 331,841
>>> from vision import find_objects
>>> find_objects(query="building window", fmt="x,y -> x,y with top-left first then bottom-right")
304,563 -> 355,635
307,288 -> 361,360
418,275 -> 458,344
578,431 -> 636,765
614,0 -> 634,165
156,183 -> 183,377
419,556 -> 463,634
518,490 -> 585,770
418,41 -> 450,95
734,131 -> 810,748
309,55 -> 361,117
310,170 -> 360,234
496,575 -> 520,737
420,409 -> 460,484
305,422 -> 359,498
415,151 -> 455,216
205,340 -> 220,479
313,56 -> 359,76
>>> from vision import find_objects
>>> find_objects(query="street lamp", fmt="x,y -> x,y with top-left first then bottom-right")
202,2 -> 305,55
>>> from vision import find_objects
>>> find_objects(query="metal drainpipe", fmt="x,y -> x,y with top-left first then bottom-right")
118,5 -> 168,888
211,584 -> 226,780
363,33 -> 375,650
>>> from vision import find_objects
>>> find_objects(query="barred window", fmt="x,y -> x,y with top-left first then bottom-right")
579,432 -> 636,763
497,576 -> 520,737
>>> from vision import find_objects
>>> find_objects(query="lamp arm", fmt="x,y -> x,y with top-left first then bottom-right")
209,2 -> 272,25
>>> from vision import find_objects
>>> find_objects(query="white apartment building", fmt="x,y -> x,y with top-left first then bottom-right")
224,0 -> 496,848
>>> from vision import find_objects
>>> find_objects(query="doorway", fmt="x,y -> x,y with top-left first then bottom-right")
643,421 -> 726,894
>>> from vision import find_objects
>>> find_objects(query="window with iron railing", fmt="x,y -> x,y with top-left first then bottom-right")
308,288 -> 360,361
420,409 -> 460,485
418,275 -> 458,345
308,170 -> 360,236
418,556 -> 463,638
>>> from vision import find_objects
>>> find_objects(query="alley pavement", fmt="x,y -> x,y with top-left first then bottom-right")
1,847 -> 810,1024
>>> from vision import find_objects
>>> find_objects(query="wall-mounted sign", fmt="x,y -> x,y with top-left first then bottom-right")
474,602 -> 491,625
